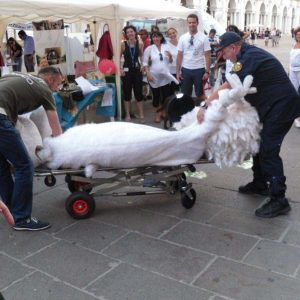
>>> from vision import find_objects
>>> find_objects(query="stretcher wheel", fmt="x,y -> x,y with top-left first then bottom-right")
65,175 -> 92,193
44,175 -> 56,187
65,191 -> 95,219
171,173 -> 187,192
181,188 -> 196,209
67,180 -> 92,193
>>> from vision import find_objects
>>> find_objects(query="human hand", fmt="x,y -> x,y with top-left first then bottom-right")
147,72 -> 154,82
197,107 -> 206,123
176,72 -> 182,82
0,200 -> 15,226
202,72 -> 209,81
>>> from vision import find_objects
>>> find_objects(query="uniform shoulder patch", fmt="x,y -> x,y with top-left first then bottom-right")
232,62 -> 243,72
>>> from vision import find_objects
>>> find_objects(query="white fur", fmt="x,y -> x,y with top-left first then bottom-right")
37,74 -> 261,176
16,117 -> 42,167
29,106 -> 52,139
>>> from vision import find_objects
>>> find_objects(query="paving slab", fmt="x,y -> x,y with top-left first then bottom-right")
283,222 -> 300,247
244,239 -> 300,275
92,205 -> 180,237
54,219 -> 127,251
87,263 -> 212,300
0,227 -> 56,260
2,271 -> 98,300
140,195 -> 225,223
194,257 -> 300,300
103,232 -> 214,283
23,240 -> 118,288
0,253 -> 33,289
161,220 -> 258,260
208,207 -> 289,240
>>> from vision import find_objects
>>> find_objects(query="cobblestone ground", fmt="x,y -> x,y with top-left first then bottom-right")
1,34 -> 300,300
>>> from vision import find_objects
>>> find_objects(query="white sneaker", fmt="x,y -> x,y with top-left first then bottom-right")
294,118 -> 300,128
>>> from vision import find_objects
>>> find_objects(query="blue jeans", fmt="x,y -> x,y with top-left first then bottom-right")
180,67 -> 205,97
13,56 -> 22,72
0,114 -> 33,223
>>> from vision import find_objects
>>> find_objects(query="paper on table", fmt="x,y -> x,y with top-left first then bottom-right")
101,88 -> 113,107
75,76 -> 99,95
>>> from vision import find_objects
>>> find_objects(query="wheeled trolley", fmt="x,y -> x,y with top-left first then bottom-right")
35,161 -> 209,219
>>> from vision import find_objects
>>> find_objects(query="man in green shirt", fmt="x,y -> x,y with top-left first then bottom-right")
0,67 -> 63,231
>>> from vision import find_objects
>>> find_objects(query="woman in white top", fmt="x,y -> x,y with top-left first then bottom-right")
143,31 -> 175,123
166,27 -> 180,93
289,27 -> 300,127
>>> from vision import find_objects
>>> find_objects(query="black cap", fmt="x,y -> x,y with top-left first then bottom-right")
217,32 -> 242,52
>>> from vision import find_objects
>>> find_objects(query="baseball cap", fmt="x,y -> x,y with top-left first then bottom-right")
217,32 -> 242,52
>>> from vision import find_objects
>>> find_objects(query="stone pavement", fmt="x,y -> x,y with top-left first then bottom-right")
2,35 -> 300,300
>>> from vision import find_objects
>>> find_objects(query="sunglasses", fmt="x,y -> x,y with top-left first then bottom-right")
159,53 -> 163,61
189,36 -> 194,46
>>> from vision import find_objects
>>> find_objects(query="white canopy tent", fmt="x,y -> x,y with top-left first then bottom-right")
0,0 -> 197,118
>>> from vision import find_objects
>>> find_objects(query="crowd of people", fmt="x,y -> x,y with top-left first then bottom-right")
1,17 -> 300,230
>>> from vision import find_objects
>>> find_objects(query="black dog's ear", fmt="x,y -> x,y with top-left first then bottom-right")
168,94 -> 195,123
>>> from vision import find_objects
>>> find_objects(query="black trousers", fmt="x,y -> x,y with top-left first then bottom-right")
252,111 -> 293,198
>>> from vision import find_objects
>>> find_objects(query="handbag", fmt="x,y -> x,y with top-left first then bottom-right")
58,83 -> 84,110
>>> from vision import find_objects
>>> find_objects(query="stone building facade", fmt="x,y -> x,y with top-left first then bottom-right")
178,0 -> 300,33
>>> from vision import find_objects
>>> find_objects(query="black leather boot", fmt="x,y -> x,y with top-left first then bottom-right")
255,197 -> 291,218
238,181 -> 269,196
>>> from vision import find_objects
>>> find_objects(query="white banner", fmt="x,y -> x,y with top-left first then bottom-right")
33,19 -> 67,74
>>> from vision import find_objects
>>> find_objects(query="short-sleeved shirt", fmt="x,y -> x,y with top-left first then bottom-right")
177,32 -> 211,69
143,44 -> 174,88
23,35 -> 35,55
167,41 -> 178,74
0,73 -> 56,124
232,43 -> 300,122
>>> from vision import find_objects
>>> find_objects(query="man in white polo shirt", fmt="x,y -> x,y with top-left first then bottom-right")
176,14 -> 211,103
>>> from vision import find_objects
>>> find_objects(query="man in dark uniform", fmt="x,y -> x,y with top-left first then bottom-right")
197,32 -> 300,218
0,67 -> 63,230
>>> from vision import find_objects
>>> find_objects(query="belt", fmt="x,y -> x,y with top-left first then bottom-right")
0,108 -> 7,116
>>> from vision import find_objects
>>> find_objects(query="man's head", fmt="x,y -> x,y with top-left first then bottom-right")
139,29 -> 149,41
217,32 -> 243,62
38,67 -> 64,92
18,30 -> 26,40
209,28 -> 216,38
187,13 -> 199,34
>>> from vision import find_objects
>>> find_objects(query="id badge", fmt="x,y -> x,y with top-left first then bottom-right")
124,67 -> 129,72
193,49 -> 199,56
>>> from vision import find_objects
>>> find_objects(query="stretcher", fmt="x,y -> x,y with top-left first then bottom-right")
34,159 -> 210,220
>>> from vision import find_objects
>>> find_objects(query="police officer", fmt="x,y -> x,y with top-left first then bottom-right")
198,32 -> 300,218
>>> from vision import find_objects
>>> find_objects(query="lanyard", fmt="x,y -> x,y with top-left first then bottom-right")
129,45 -> 136,65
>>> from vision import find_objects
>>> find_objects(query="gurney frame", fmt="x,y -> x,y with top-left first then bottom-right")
35,160 -> 209,219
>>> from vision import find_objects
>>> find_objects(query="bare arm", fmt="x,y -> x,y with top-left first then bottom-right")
204,50 -> 211,72
0,200 -> 15,225
176,50 -> 183,81
46,110 -> 62,136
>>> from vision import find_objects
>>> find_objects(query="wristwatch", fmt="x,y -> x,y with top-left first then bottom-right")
200,100 -> 208,109
205,70 -> 210,74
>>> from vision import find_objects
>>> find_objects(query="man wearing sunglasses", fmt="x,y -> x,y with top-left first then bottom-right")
176,14 -> 211,103
198,32 -> 300,218
0,66 -> 63,231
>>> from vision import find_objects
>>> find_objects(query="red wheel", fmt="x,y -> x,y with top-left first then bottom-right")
65,191 -> 95,219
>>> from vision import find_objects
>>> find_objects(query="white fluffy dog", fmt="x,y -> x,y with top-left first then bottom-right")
35,74 -> 261,177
